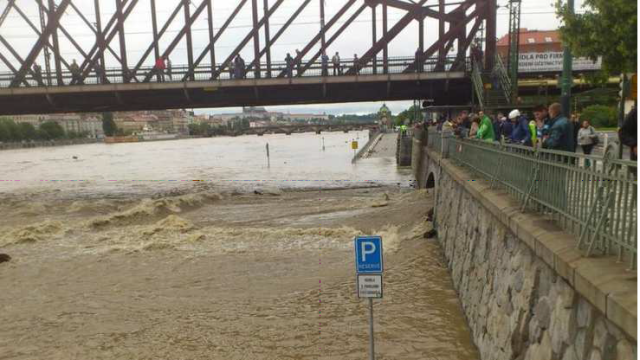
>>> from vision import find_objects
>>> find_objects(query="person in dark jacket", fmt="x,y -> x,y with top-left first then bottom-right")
501,115 -> 514,141
543,103 -> 575,152
509,109 -> 532,146
619,108 -> 637,161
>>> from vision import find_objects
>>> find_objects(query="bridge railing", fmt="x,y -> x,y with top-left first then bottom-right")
427,129 -> 637,269
0,56 -> 467,88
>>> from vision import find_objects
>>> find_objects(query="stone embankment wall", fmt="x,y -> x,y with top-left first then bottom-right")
435,168 -> 635,360
410,133 -> 637,360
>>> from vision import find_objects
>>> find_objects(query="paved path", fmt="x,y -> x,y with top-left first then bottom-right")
366,132 -> 398,158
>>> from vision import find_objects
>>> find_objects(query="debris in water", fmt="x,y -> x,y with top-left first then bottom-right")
424,229 -> 437,239
0,254 -> 11,263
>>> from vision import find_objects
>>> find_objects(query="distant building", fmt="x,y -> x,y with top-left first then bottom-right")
497,29 -> 601,73
378,103 -> 392,130
497,29 -> 562,57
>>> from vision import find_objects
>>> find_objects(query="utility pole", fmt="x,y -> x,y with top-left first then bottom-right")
560,0 -> 574,118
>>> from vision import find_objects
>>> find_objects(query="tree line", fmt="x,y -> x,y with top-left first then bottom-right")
0,118 -> 89,143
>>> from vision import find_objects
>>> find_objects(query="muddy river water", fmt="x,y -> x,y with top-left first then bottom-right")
0,132 -> 479,359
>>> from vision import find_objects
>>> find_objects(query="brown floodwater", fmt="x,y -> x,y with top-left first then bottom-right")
0,133 -> 478,359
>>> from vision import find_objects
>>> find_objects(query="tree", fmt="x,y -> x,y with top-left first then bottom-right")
102,112 -> 118,137
580,105 -> 617,128
557,0 -> 637,75
39,121 -> 66,140
18,122 -> 38,140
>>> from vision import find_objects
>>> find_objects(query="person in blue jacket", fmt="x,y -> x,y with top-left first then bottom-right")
509,109 -> 532,146
543,103 -> 575,152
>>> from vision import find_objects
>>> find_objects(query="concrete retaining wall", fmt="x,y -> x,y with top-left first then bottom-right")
413,139 -> 637,360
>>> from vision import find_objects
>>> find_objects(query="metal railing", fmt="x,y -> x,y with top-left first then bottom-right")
471,61 -> 485,108
427,129 -> 637,269
494,54 -> 513,102
0,56 -> 469,88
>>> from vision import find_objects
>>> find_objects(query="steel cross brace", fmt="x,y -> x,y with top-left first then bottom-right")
10,0 -> 71,87
76,0 -> 140,84
246,0 -> 313,72
276,0 -> 359,78
208,0 -> 286,81
143,0 -> 211,83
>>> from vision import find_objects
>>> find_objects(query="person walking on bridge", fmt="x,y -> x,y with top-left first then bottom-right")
295,49 -> 302,76
166,57 -> 173,81
33,63 -> 43,86
155,56 -> 166,82
321,53 -> 329,77
353,54 -> 361,75
332,52 -> 341,76
285,53 -> 294,78
70,59 -> 83,85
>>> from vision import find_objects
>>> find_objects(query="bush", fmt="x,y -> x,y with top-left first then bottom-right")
580,105 -> 617,128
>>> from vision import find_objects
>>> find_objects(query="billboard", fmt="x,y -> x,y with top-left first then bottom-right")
518,52 -> 602,73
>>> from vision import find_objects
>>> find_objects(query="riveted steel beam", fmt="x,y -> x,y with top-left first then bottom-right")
278,0 -> 358,78
10,0 -> 71,87
190,0 -> 248,79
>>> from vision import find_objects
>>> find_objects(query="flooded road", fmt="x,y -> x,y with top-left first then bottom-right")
0,132 -> 478,359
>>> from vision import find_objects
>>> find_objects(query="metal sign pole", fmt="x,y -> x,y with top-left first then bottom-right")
368,298 -> 375,360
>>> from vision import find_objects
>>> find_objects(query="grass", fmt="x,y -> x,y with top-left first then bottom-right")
595,127 -> 619,132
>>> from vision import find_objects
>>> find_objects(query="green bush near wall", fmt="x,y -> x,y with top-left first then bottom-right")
580,105 -> 617,128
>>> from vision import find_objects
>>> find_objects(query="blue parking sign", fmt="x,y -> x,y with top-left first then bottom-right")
354,236 -> 383,273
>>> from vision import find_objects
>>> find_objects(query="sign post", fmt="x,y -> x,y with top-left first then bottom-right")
355,236 -> 383,360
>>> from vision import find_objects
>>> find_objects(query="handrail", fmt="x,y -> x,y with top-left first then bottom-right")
0,56 -> 469,89
427,130 -> 637,269
471,61 -> 485,109
494,54 -> 513,102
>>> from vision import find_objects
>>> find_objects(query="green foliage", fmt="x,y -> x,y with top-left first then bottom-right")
395,105 -> 422,126
580,105 -> 617,127
17,122 -> 38,140
102,112 -> 118,137
39,121 -> 66,140
557,0 -> 637,75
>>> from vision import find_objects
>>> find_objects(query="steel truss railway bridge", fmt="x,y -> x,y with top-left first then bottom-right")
0,0 -> 501,115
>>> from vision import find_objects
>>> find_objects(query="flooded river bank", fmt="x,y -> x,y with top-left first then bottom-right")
0,132 -> 478,359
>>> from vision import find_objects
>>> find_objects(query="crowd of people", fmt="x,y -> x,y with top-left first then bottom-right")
431,103 -> 638,161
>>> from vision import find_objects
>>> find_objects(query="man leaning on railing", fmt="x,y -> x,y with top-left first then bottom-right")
542,103 -> 575,153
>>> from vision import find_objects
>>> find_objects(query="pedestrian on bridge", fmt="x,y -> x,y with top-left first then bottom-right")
285,53 -> 294,78
353,54 -> 361,75
70,59 -> 83,85
33,63 -> 43,86
166,57 -> 173,81
234,55 -> 246,79
155,56 -> 166,82
295,49 -> 302,76
332,52 -> 341,76
94,62 -> 106,84
321,53 -> 329,77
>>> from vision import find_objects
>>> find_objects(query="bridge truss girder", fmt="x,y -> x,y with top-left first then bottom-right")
0,0 -> 497,88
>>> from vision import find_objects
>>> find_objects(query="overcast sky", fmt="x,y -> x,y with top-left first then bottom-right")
0,0 -> 587,115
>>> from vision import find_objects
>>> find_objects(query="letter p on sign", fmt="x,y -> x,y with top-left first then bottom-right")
355,236 -> 383,273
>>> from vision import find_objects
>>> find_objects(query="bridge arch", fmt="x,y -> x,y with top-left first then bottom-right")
426,172 -> 436,189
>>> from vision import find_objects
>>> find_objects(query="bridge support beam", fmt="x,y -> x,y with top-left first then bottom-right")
485,0 -> 497,71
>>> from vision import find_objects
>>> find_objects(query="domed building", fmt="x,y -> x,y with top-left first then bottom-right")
377,103 -> 392,131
